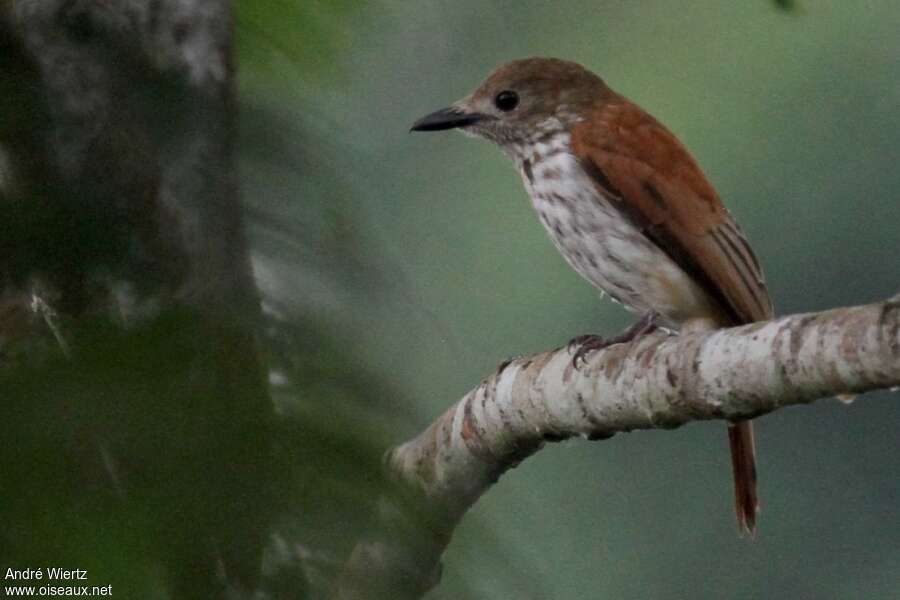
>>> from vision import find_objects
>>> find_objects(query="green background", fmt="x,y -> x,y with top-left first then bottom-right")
243,1 -> 900,598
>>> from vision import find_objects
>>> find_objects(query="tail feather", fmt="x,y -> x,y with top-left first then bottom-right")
727,420 -> 759,536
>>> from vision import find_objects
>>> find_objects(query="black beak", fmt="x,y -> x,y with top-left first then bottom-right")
410,107 -> 488,132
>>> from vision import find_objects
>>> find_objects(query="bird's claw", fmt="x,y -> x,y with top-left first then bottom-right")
568,334 -> 609,369
568,313 -> 662,369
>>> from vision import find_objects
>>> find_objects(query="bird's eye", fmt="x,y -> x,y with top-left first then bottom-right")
494,90 -> 519,112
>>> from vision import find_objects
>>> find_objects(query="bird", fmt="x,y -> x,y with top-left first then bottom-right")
411,57 -> 773,535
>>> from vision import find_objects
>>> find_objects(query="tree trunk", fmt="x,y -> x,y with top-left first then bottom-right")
1,2 -> 271,596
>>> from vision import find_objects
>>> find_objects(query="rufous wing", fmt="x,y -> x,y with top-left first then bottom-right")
571,98 -> 773,325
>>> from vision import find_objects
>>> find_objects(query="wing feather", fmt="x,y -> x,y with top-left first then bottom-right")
571,99 -> 773,324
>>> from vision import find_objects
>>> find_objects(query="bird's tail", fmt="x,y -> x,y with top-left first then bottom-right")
727,420 -> 759,536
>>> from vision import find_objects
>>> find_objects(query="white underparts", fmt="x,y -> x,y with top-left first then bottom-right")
512,131 -> 718,325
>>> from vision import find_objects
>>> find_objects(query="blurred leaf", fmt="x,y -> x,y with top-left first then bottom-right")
772,0 -> 797,11
235,0 -> 360,79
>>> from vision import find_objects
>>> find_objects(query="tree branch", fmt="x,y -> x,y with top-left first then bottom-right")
335,297 -> 900,599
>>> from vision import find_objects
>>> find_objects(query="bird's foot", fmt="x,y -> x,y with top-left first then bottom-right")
568,334 -> 609,368
568,312 -> 660,369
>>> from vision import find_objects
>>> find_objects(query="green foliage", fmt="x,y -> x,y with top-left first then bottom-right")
235,0 -> 360,80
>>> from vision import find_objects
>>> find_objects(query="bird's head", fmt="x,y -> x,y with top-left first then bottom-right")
411,57 -> 609,153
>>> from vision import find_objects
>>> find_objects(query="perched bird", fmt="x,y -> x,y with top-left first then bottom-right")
411,57 -> 773,535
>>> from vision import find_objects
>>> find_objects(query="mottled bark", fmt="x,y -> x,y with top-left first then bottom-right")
336,297 -> 900,599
